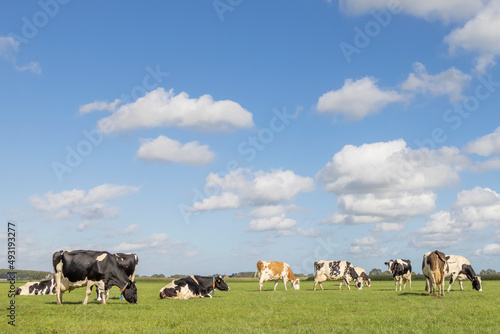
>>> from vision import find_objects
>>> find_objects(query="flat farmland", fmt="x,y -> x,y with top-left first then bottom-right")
2,279 -> 499,333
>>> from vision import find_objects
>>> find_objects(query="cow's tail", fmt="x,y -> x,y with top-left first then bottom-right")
255,261 -> 263,278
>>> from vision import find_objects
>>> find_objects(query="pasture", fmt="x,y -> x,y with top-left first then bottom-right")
2,279 -> 499,333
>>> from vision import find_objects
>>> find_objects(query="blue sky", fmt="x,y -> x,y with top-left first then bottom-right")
2,0 -> 500,277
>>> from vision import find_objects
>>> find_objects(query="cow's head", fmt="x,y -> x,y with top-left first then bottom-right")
291,278 -> 300,290
384,260 -> 394,274
122,281 -> 138,304
472,276 -> 482,292
214,275 -> 230,291
365,278 -> 372,288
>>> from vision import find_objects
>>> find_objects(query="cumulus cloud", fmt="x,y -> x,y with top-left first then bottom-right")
372,223 -> 405,232
402,62 -> 471,102
349,235 -> 387,257
137,135 -> 214,165
29,184 -> 141,221
316,77 -> 404,121
79,99 -> 121,115
113,233 -> 198,258
122,224 -> 140,234
474,243 -> 500,255
338,0 -> 485,22
190,168 -> 315,211
318,139 -> 469,224
463,126 -> 500,156
0,36 -> 41,74
96,88 -> 253,133
247,214 -> 297,232
411,187 -> 500,248
445,1 -> 500,73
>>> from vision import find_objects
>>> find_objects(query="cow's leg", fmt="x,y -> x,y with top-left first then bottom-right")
282,279 -> 288,291
459,280 -> 464,291
447,273 -> 457,292
394,279 -> 397,291
273,280 -> 279,291
83,283 -> 92,305
313,280 -> 318,291
259,279 -> 264,291
54,271 -> 63,305
399,277 -> 403,291
343,277 -> 351,290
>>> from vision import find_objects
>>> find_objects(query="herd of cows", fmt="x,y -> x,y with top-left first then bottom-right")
14,249 -> 483,304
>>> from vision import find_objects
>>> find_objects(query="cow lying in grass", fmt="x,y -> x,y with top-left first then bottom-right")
159,275 -> 229,300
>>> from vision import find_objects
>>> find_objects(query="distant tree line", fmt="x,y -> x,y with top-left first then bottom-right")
0,269 -> 51,281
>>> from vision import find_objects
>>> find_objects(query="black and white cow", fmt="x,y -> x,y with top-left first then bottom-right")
445,255 -> 482,292
353,267 -> 371,287
384,259 -> 412,291
95,253 -> 139,301
159,275 -> 230,300
52,250 -> 138,305
313,260 -> 363,291
16,278 -> 56,295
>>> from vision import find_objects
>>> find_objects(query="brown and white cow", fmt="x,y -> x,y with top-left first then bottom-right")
422,250 -> 448,297
255,261 -> 300,291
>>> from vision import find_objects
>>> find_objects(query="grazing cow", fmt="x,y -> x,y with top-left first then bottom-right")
96,253 -> 139,301
16,278 -> 56,295
313,260 -> 362,291
445,255 -> 482,292
384,259 -> 412,291
422,250 -> 447,297
159,275 -> 229,299
255,261 -> 300,291
52,250 -> 138,305
354,267 -> 371,287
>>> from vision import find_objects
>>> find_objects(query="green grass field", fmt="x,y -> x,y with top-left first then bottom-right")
2,279 -> 499,333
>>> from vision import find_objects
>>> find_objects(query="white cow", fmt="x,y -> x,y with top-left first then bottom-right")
445,255 -> 482,292
353,267 -> 371,287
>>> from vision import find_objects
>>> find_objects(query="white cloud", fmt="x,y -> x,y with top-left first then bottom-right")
463,126 -> 500,156
411,187 -> 500,248
338,0 -> 485,23
372,222 -> 405,232
318,139 -> 466,194
475,243 -> 500,255
402,62 -> 471,102
96,88 -> 254,133
113,233 -> 198,258
247,214 -> 297,232
446,1 -> 500,73
190,192 -> 240,212
318,139 -> 469,224
248,205 -> 302,218
349,235 -> 387,256
0,36 -> 41,74
137,135 -> 214,165
191,168 -> 315,211
76,220 -> 98,231
113,233 -> 169,252
79,99 -> 121,115
29,184 -> 141,221
316,77 -> 404,121
122,224 -> 140,234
